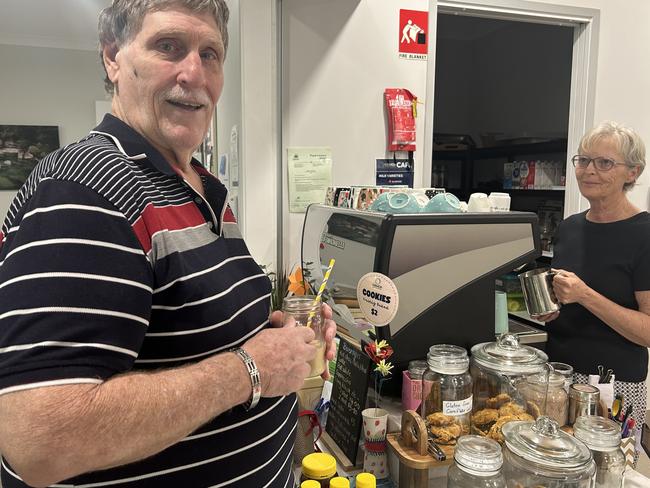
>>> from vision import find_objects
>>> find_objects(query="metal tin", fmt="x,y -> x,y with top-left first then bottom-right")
568,383 -> 600,425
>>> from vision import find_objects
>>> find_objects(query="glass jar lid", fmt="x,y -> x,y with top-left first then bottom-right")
454,435 -> 503,473
573,416 -> 622,451
427,344 -> 469,374
502,416 -> 593,471
471,333 -> 548,375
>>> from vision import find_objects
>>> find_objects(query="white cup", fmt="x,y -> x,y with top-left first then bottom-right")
488,192 -> 511,212
467,192 -> 491,212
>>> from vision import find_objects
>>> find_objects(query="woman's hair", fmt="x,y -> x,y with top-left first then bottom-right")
579,120 -> 646,191
98,0 -> 229,94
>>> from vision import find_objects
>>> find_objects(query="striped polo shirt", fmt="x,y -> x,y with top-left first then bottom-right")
0,114 -> 296,487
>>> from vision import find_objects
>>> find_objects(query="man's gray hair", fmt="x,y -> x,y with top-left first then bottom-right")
98,0 -> 229,94
579,120 -> 647,191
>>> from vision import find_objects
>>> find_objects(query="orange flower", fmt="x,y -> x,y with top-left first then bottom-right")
288,267 -> 308,295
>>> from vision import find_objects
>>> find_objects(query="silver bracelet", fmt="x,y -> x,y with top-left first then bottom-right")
232,347 -> 261,411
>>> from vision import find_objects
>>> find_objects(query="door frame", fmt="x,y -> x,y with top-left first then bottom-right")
423,0 -> 600,217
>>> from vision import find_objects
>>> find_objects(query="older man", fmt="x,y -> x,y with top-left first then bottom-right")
0,1 -> 334,486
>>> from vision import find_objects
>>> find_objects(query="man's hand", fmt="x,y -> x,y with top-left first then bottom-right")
320,303 -> 337,380
243,323 -> 315,398
552,268 -> 590,305
269,302 -> 337,379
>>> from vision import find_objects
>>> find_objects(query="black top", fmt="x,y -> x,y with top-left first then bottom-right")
547,210 -> 650,382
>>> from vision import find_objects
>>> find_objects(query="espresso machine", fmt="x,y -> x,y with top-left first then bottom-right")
301,204 -> 542,366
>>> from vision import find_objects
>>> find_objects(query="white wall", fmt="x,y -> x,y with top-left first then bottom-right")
238,0 -> 279,269
281,0 -> 431,268
0,44 -> 108,219
216,0 -> 243,224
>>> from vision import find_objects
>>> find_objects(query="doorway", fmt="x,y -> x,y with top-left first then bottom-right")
432,13 -> 573,252
423,0 -> 600,219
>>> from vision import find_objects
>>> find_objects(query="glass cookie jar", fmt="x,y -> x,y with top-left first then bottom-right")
470,334 -> 548,443
502,416 -> 596,487
421,344 -> 473,446
447,435 -> 506,488
573,416 -> 625,488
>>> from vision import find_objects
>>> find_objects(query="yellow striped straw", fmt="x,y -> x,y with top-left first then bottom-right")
306,258 -> 335,328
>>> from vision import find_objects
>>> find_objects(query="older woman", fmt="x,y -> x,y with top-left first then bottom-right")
541,121 -> 649,462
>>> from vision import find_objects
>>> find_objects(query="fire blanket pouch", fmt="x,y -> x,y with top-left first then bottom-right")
385,88 -> 417,152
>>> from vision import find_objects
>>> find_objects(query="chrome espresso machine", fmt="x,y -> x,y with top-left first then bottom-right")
301,204 -> 542,366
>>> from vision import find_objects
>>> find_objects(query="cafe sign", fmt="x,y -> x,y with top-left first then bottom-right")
356,272 -> 399,327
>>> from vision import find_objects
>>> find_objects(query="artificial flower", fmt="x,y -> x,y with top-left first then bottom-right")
288,266 -> 307,295
364,340 -> 394,364
374,359 -> 394,377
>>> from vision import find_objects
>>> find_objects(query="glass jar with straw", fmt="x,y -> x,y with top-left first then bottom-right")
282,259 -> 335,378
283,295 -> 326,377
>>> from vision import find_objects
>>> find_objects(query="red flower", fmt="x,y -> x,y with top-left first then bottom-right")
364,340 -> 394,365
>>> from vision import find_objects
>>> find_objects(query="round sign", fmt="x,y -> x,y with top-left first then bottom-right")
356,272 -> 399,327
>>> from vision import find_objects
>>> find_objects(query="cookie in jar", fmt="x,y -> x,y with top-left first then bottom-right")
421,344 -> 472,446
470,334 -> 546,443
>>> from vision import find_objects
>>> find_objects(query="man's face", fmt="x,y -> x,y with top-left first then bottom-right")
105,8 -> 224,163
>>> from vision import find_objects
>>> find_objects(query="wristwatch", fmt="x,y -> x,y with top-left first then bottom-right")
232,347 -> 261,411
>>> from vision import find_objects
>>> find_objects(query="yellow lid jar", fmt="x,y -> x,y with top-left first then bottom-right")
330,476 -> 350,488
300,452 -> 338,487
356,472 -> 377,488
300,480 -> 320,488
300,481 -> 321,488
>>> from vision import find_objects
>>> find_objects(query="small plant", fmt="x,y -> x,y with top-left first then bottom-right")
260,264 -> 312,311
260,265 -> 289,312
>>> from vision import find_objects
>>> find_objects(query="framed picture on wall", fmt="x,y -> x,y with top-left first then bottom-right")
0,125 -> 60,190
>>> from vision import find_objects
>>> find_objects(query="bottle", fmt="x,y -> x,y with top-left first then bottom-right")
330,477 -> 350,488
355,472 -> 377,488
300,452 -> 338,487
440,165 -> 448,188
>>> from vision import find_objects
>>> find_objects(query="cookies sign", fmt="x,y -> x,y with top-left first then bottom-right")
356,273 -> 399,327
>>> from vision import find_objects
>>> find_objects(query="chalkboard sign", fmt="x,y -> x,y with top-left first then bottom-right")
324,336 -> 372,465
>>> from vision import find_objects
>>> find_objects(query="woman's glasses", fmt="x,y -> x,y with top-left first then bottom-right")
571,155 -> 628,171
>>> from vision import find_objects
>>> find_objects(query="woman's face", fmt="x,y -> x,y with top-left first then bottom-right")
575,138 -> 639,202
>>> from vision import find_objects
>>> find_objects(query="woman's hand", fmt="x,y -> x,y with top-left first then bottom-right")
535,311 -> 560,322
552,268 -> 590,305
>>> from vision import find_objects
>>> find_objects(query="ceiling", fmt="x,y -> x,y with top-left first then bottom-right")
0,0 -> 110,51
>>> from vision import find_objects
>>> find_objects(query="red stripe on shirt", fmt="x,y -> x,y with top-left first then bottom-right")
132,202 -> 205,253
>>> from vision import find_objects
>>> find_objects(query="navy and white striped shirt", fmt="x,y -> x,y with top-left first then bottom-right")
0,114 -> 296,487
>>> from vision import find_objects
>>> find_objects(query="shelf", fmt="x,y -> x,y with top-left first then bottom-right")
509,309 -> 545,326
507,186 -> 565,192
433,139 -> 567,159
